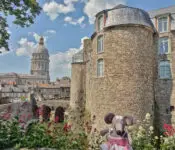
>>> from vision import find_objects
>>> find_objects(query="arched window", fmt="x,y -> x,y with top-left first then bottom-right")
97,59 -> 104,77
97,35 -> 104,53
97,15 -> 104,31
159,61 -> 171,79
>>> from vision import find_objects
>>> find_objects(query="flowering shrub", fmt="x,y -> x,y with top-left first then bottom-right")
0,105 -> 88,150
0,118 -> 87,150
159,124 -> 175,150
129,113 -> 159,150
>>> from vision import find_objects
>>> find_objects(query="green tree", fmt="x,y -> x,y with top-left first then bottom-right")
0,0 -> 41,52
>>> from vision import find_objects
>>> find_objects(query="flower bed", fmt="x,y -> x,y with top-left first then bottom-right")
0,119 -> 87,150
1,102 -> 175,150
0,103 -> 88,150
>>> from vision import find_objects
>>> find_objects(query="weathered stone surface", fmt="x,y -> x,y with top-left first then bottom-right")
85,26 -> 156,129
0,101 -> 35,129
69,63 -> 86,131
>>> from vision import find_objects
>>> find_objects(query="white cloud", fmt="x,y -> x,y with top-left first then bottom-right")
45,30 -> 56,34
16,38 -> 36,57
17,29 -> 57,57
50,36 -> 89,78
64,0 -> 78,5
28,32 -> 48,43
43,0 -> 78,21
83,0 -> 126,24
50,48 -> 79,78
64,16 -> 85,27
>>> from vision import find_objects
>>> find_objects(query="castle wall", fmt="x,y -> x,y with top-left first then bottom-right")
86,26 -> 156,129
69,62 -> 86,130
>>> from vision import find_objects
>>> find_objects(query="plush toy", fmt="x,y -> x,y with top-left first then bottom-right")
100,113 -> 135,150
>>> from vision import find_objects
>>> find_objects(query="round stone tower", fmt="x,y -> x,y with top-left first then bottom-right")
31,37 -> 50,82
85,5 -> 157,129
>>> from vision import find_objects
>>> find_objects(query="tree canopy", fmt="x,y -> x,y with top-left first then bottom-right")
0,0 -> 41,52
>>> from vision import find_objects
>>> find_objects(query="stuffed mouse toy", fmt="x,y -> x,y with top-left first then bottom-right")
100,113 -> 135,150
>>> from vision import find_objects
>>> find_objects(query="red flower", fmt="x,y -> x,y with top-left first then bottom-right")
19,119 -> 25,123
55,116 -> 59,123
48,113 -> 51,118
39,107 -> 43,116
2,113 -> 11,120
27,114 -> 32,120
163,123 -> 175,136
48,122 -> 52,128
163,124 -> 173,131
36,108 -> 40,115
63,123 -> 71,132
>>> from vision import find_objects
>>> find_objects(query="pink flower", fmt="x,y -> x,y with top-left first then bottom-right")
55,116 -> 59,123
2,113 -> 11,120
63,123 -> 71,132
39,107 -> 43,116
163,123 -> 175,136
27,114 -> 32,120
48,122 -> 52,128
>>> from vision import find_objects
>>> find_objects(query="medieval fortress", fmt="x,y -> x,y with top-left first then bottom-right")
70,5 -> 175,129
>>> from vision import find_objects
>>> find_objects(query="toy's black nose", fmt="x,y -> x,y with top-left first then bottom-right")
116,130 -> 125,136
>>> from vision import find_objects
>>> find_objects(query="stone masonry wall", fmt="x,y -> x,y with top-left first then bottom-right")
86,26 -> 156,129
154,31 -> 175,129
69,63 -> 86,131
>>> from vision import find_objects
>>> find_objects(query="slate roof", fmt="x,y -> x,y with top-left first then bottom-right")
149,5 -> 175,18
96,4 -> 155,31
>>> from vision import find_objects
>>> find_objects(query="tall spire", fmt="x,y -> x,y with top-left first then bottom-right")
39,36 -> 44,45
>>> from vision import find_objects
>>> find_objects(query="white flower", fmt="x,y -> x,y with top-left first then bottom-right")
149,126 -> 154,131
145,113 -> 151,120
164,138 -> 169,144
154,136 -> 158,140
139,126 -> 144,131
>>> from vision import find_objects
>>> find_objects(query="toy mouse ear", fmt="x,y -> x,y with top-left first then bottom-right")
104,113 -> 115,124
124,116 -> 135,126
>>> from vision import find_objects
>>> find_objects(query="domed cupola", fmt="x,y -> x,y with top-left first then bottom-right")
35,37 -> 49,55
30,37 -> 50,83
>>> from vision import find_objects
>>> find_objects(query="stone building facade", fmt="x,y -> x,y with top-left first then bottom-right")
0,37 -> 70,103
70,4 -> 175,130
149,6 -> 175,127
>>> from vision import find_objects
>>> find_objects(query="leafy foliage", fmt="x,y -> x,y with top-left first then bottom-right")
0,118 -> 87,150
0,0 -> 41,51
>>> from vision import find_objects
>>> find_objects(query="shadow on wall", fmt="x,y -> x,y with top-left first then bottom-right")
154,54 -> 173,133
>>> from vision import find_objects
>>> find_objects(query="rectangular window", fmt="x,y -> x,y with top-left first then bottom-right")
98,15 -> 103,31
97,59 -> 104,77
158,17 -> 168,33
159,61 -> 171,79
159,37 -> 169,54
97,36 -> 103,53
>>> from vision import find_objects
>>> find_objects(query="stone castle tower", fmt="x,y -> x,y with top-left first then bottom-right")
70,5 -> 158,130
31,37 -> 50,82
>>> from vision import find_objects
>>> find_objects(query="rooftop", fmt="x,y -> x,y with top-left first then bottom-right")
149,5 -> 175,18
96,4 -> 155,31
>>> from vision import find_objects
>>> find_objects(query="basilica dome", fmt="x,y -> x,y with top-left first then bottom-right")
34,37 -> 49,55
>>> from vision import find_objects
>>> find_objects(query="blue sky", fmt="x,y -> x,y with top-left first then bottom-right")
0,0 -> 174,81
